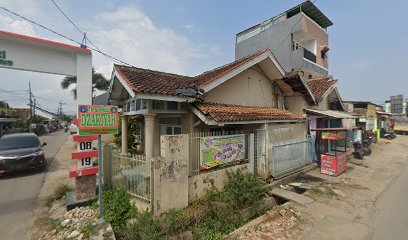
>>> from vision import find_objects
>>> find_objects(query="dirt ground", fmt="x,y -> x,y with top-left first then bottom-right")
236,135 -> 408,240
29,136 -> 76,239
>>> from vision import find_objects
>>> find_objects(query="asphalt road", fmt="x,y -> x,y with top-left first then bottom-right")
370,159 -> 408,240
0,131 -> 68,240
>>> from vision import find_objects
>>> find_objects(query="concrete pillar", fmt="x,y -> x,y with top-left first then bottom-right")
144,113 -> 156,159
249,133 -> 255,174
76,53 -> 92,105
121,115 -> 128,154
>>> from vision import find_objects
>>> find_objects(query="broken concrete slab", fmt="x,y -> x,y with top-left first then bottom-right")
289,182 -> 320,190
239,197 -> 277,221
332,189 -> 346,198
270,188 -> 314,206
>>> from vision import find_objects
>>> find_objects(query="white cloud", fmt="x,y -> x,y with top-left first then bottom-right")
0,14 -> 35,35
91,5 -> 208,76
183,24 -> 198,32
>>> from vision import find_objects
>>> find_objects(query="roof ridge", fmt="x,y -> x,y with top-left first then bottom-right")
194,49 -> 269,78
115,64 -> 193,79
197,102 -> 296,111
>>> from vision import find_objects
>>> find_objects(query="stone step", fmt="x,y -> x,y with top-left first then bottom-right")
270,188 -> 314,206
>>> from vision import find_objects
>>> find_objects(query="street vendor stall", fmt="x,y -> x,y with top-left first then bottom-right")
312,128 -> 347,176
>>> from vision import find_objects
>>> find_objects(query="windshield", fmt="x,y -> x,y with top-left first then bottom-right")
0,135 -> 41,150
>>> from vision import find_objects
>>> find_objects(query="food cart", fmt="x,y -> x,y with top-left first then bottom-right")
312,128 -> 347,176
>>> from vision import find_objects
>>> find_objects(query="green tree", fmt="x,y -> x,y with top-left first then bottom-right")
60,67 -> 110,99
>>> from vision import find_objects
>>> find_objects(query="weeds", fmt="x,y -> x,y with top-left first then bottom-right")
308,186 -> 338,198
111,169 -> 263,240
79,221 -> 96,239
102,187 -> 136,228
46,184 -> 73,206
223,169 -> 263,208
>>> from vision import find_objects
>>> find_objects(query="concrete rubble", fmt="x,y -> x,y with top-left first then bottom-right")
38,206 -> 115,240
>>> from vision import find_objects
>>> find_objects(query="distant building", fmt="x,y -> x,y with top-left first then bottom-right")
235,0 -> 332,79
388,95 -> 407,117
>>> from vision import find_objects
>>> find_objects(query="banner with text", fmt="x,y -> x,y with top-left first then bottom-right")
199,134 -> 246,170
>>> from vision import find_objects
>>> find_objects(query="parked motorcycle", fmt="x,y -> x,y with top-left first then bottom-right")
353,142 -> 364,160
362,140 -> 372,156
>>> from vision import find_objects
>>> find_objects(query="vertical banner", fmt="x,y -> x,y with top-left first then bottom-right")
199,134 -> 246,170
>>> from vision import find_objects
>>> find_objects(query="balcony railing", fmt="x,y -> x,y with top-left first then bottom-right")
303,48 -> 316,63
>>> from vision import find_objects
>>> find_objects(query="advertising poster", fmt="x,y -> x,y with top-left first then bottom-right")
200,134 -> 245,170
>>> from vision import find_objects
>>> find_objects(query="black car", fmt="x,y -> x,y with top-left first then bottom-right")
0,133 -> 47,175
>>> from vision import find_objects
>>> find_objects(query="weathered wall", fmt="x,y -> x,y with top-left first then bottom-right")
204,67 -> 279,108
285,95 -> 308,114
188,163 -> 249,201
235,13 -> 328,74
300,15 -> 329,69
153,134 -> 189,215
268,122 -> 307,144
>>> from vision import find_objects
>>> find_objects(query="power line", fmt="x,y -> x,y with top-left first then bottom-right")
0,4 -> 135,67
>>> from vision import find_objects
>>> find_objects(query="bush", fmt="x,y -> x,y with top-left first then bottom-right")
120,211 -> 161,240
222,169 -> 263,208
103,187 -> 135,228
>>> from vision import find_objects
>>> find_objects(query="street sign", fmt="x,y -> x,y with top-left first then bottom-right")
78,105 -> 119,135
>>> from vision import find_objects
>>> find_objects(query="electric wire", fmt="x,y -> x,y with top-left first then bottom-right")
50,0 -> 135,67
0,5 -> 135,67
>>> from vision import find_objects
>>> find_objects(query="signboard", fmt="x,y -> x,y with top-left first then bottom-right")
199,134 -> 246,170
320,152 -> 347,176
321,131 -> 346,140
78,105 -> 119,135
0,49 -> 13,66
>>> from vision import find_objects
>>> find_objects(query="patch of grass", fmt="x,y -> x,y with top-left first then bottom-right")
307,186 -> 338,198
46,184 -> 73,206
80,221 -> 96,239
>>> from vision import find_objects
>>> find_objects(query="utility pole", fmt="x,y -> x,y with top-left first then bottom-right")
33,98 -> 36,117
29,82 -> 32,132
29,82 -> 32,117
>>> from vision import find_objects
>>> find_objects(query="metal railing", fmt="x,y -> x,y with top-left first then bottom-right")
303,48 -> 317,63
271,136 -> 315,178
188,131 -> 250,176
107,145 -> 151,202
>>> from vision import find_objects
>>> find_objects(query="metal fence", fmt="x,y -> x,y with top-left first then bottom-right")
271,136 -> 315,178
105,144 -> 151,202
188,131 -> 250,176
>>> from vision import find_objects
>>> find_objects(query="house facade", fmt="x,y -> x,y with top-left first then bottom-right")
108,49 -> 313,179
235,0 -> 331,79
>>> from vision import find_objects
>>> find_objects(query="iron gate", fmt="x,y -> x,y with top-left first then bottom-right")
271,136 -> 315,178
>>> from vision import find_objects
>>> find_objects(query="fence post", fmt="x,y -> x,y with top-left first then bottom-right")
249,133 -> 255,174
102,144 -> 112,188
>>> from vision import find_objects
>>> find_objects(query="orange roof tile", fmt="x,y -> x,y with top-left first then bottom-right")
306,76 -> 337,101
195,102 -> 305,123
193,49 -> 270,88
114,49 -> 271,96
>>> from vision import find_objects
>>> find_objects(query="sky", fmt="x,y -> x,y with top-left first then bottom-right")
0,0 -> 407,114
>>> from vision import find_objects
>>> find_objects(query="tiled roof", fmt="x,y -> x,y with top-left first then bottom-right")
114,65 -> 194,96
353,108 -> 367,117
195,102 -> 305,123
306,76 -> 337,101
114,49 -> 271,96
193,49 -> 270,88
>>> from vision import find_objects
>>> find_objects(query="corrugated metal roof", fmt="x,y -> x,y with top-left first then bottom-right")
305,109 -> 356,119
